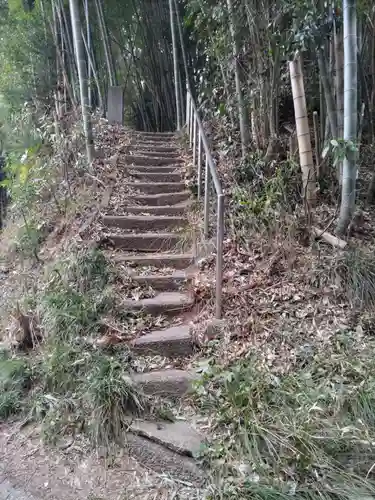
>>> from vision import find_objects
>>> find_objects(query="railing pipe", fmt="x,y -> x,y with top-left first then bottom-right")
197,132 -> 202,200
188,94 -> 222,195
216,194 -> 225,318
192,115 -> 197,167
185,89 -> 224,319
189,98 -> 194,147
204,155 -> 210,238
186,92 -> 190,127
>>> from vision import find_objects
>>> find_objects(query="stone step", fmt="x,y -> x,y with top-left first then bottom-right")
129,419 -> 203,457
135,132 -> 175,140
112,252 -> 194,269
122,291 -> 193,315
123,204 -> 190,216
132,324 -> 193,356
133,369 -> 194,398
106,233 -> 181,252
130,172 -> 182,183
127,182 -> 185,195
134,144 -> 179,154
102,215 -> 187,231
132,149 -> 180,159
132,141 -> 178,150
127,434 -> 204,484
131,271 -> 189,291
123,164 -> 181,174
125,155 -> 183,166
129,191 -> 190,206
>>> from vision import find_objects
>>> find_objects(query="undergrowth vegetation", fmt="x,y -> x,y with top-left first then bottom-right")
196,329 -> 375,499
230,155 -> 302,236
0,245 -> 148,446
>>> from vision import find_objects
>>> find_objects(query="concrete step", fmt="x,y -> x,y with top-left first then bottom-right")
132,141 -> 178,150
130,172 -> 182,183
102,215 -> 188,231
112,252 -> 194,269
134,144 -> 179,154
135,132 -> 175,140
131,271 -> 189,291
132,324 -> 193,356
130,419 -> 203,457
129,191 -> 190,206
133,369 -> 194,398
132,149 -> 180,159
125,155 -> 183,166
122,291 -> 193,315
127,182 -> 185,194
106,233 -> 181,252
123,164 -> 181,173
127,433 -> 204,484
122,204 -> 190,216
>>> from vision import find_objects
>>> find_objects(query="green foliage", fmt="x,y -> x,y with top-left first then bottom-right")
0,350 -> 31,420
334,248 -> 375,309
23,247 -> 147,445
231,156 -> 301,234
86,355 -> 146,446
322,138 -> 359,168
39,248 -> 115,340
195,331 -> 375,499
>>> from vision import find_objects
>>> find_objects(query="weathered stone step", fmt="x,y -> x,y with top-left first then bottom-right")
106,233 -> 181,252
132,141 -> 177,150
135,132 -> 175,140
102,215 -> 187,231
125,155 -> 183,166
127,434 -> 203,484
134,144 -> 179,154
130,172 -> 182,183
133,369 -> 194,398
131,271 -> 189,291
123,164 -> 181,174
132,324 -> 193,356
123,204 -> 190,216
122,291 -> 193,314
133,149 -> 180,159
130,191 -> 190,206
112,252 -> 194,269
127,182 -> 185,194
130,419 -> 203,457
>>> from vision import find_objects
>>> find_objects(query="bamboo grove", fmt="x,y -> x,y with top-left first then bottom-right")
0,0 -> 374,234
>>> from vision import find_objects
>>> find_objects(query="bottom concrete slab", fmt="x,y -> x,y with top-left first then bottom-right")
126,433 -> 205,485
130,419 -> 203,456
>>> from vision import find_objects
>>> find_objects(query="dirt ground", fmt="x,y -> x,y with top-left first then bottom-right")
0,423 -> 199,500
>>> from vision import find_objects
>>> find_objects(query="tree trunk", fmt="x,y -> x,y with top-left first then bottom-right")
84,0 -> 92,109
317,46 -> 337,139
169,0 -> 180,130
226,0 -> 250,158
336,0 -> 358,235
69,0 -> 94,166
94,0 -> 116,87
334,21 -> 344,183
265,45 -> 281,162
289,53 -> 316,208
81,28 -> 103,112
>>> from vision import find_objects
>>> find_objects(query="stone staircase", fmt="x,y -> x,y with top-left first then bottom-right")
101,131 -> 205,483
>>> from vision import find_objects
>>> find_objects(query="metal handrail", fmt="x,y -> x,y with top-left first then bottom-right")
185,89 -> 224,319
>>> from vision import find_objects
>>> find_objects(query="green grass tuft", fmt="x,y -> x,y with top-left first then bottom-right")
0,350 -> 30,420
195,331 -> 375,499
334,248 -> 375,308
85,355 -> 146,446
